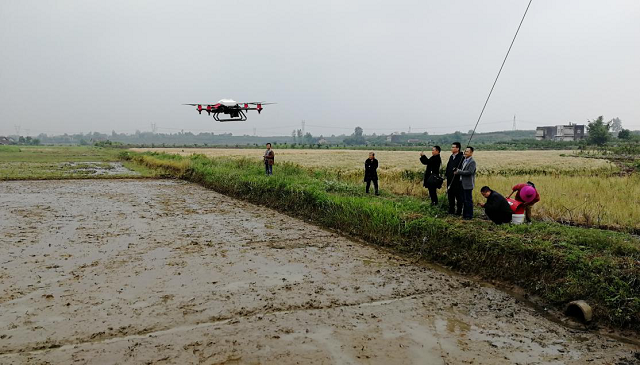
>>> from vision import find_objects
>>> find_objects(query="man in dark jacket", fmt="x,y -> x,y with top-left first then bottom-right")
364,152 -> 379,195
445,142 -> 464,215
479,186 -> 512,224
419,145 -> 442,205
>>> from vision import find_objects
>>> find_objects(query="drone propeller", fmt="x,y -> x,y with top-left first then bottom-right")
245,102 -> 277,105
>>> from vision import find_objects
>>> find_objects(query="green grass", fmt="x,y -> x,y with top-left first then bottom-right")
0,146 -> 156,179
123,151 -> 640,331
0,146 -> 121,162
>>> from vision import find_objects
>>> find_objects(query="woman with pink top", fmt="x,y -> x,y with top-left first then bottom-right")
511,181 -> 539,223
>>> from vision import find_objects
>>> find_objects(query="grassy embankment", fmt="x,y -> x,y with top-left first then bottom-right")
123,150 -> 640,331
0,146 -> 157,180
133,147 -> 639,231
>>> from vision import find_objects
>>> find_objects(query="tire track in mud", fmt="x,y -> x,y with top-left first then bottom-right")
0,292 -> 430,356
0,180 -> 638,364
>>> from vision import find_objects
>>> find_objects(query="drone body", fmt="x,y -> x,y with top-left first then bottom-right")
184,99 -> 274,122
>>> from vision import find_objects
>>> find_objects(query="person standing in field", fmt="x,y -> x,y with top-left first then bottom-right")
420,146 -> 442,205
454,146 -> 476,220
445,142 -> 464,215
364,152 -> 379,195
479,186 -> 512,224
263,143 -> 275,176
511,181 -> 539,223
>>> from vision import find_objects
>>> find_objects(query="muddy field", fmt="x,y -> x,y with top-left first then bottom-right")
0,180 -> 638,364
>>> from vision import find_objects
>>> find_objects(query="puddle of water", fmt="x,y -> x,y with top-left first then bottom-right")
59,162 -> 139,176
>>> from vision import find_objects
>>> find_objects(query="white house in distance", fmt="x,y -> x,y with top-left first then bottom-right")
0,136 -> 15,145
535,123 -> 586,141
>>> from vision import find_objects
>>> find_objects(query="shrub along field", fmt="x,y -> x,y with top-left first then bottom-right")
132,148 -> 637,231
122,151 -> 640,331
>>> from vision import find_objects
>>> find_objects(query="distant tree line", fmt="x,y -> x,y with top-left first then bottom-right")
12,118 -> 638,149
0,136 -> 41,145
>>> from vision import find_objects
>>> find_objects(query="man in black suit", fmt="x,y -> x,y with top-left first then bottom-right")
419,145 -> 442,206
479,186 -> 513,224
445,142 -> 464,215
364,152 -> 379,195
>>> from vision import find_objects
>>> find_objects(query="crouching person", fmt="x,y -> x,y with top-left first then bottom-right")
479,186 -> 512,224
512,181 -> 539,223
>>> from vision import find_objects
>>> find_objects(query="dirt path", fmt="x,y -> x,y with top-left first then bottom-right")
0,180 -> 638,364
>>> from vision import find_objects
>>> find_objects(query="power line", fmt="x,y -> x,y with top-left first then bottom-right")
448,0 -> 533,191
465,0 -> 533,147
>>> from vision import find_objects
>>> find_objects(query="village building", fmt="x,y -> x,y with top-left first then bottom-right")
535,123 -> 586,141
0,136 -> 15,145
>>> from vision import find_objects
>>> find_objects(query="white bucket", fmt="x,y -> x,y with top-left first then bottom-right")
512,213 -> 525,225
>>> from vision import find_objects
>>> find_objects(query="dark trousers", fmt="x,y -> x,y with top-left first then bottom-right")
487,211 -> 512,225
428,187 -> 438,205
447,181 -> 463,214
265,162 -> 273,175
462,189 -> 473,219
366,179 -> 378,194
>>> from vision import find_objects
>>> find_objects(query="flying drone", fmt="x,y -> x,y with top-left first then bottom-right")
183,99 -> 275,122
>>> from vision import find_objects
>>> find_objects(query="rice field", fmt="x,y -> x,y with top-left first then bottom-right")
131,148 -> 616,174
133,148 -> 638,230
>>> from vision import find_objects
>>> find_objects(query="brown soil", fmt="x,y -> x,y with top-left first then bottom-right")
0,180 -> 638,364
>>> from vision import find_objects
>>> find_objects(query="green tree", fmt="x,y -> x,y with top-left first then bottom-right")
617,128 -> 631,140
586,116 -> 611,146
343,126 -> 366,145
303,132 -> 315,144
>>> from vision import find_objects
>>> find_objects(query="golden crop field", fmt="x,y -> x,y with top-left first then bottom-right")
131,148 -> 615,174
133,148 -> 637,230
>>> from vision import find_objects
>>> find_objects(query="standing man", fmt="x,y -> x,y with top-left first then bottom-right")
479,186 -> 512,224
454,146 -> 476,220
420,146 -> 442,205
445,142 -> 464,215
364,152 -> 379,195
263,143 -> 275,175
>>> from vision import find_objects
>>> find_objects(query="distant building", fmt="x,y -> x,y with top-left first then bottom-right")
386,133 -> 401,143
407,139 -> 422,144
536,124 -> 586,141
0,136 -> 15,145
317,138 -> 328,145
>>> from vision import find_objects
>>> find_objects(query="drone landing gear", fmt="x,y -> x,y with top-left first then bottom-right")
213,111 -> 247,122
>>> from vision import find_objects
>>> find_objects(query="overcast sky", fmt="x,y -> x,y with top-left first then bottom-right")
1,0 -> 639,137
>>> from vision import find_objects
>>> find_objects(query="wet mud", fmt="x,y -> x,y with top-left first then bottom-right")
58,161 -> 140,176
0,180 -> 638,364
